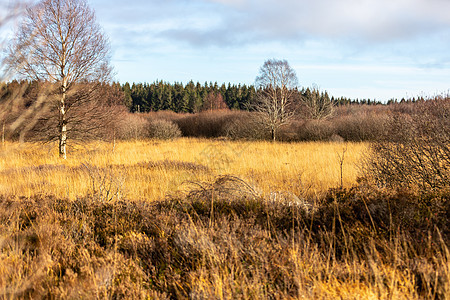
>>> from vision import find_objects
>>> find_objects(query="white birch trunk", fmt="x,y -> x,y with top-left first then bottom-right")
59,119 -> 67,159
59,86 -> 67,159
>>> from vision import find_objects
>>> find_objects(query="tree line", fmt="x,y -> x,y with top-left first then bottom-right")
121,80 -> 384,114
123,81 -> 255,113
1,79 -> 421,118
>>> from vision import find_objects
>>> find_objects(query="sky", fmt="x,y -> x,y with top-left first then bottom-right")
3,0 -> 450,102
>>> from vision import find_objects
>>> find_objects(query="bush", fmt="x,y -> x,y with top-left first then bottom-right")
148,119 -> 181,140
116,113 -> 149,140
224,112 -> 270,140
144,110 -> 185,123
364,98 -> 450,193
334,111 -> 389,141
175,110 -> 236,138
295,119 -> 335,141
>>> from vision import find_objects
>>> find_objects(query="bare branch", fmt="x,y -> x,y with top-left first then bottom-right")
301,86 -> 334,119
0,1 -> 29,82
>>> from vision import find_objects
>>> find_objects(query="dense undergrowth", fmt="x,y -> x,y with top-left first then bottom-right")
1,176 -> 449,299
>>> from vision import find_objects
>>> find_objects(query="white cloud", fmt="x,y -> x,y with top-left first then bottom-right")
88,0 -> 450,100
90,1 -> 450,48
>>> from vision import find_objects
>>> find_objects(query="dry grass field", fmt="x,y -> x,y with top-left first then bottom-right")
1,138 -> 448,299
0,138 -> 366,202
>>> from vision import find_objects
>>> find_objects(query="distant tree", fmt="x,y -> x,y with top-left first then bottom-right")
254,59 -> 298,141
184,80 -> 198,112
120,81 -> 257,114
180,92 -> 190,113
172,82 -> 184,112
122,82 -> 133,110
301,86 -> 334,119
161,84 -> 173,111
5,0 -> 111,159
219,83 -> 227,100
201,92 -> 228,112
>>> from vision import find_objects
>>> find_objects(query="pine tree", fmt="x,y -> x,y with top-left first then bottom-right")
122,82 -> 133,110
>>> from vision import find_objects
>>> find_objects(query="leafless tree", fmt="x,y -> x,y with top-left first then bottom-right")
254,59 -> 298,141
5,0 -> 111,159
302,85 -> 334,119
201,92 -> 228,112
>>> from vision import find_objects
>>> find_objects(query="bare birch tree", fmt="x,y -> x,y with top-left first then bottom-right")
5,0 -> 111,159
254,59 -> 298,141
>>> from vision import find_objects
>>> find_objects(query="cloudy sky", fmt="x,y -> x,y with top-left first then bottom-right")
4,0 -> 450,101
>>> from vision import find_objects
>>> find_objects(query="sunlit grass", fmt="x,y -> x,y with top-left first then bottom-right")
1,138 -> 448,299
0,138 -> 367,201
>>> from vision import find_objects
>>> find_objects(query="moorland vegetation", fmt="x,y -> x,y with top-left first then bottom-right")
0,0 -> 449,298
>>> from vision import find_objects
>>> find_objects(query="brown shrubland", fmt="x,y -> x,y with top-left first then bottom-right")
0,176 -> 448,298
364,98 -> 450,193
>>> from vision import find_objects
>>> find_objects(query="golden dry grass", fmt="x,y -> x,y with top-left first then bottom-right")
1,138 -> 449,299
0,138 -> 367,201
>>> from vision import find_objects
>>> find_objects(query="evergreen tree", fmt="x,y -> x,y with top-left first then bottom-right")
122,82 -> 133,110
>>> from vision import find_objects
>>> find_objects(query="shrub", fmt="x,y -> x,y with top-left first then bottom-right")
116,113 -> 149,140
144,110 -> 185,123
277,121 -> 299,142
148,119 -> 181,140
364,98 -> 450,193
224,112 -> 270,140
295,119 -> 335,141
175,110 -> 235,138
334,111 -> 389,141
